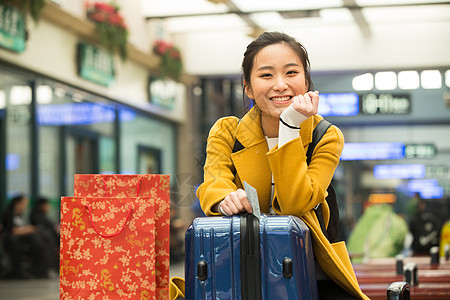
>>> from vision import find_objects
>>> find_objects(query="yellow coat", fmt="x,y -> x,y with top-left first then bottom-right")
194,106 -> 369,300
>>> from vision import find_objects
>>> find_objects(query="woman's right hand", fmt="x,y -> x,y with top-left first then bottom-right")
291,91 -> 319,117
219,189 -> 253,216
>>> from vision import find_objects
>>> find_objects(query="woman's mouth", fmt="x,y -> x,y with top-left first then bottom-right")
270,96 -> 292,103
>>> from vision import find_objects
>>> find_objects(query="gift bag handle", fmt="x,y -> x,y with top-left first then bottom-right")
101,178 -> 142,197
85,203 -> 133,238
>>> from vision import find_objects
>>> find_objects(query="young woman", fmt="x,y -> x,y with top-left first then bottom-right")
196,32 -> 368,299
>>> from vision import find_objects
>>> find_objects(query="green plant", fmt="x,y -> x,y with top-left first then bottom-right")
86,1 -> 128,60
153,40 -> 183,81
0,0 -> 46,22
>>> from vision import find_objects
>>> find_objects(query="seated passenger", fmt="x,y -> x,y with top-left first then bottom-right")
2,194 -> 53,279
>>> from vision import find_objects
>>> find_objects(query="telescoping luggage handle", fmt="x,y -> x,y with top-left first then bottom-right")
241,213 -> 262,300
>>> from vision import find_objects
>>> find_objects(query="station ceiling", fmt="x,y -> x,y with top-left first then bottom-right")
141,0 -> 450,75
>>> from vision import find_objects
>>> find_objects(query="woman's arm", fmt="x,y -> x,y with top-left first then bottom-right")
268,122 -> 344,217
196,116 -> 244,216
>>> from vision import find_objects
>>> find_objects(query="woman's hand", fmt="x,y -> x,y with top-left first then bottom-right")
291,91 -> 319,117
219,189 -> 253,216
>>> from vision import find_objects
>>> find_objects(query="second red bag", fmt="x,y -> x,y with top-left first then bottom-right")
73,174 -> 170,299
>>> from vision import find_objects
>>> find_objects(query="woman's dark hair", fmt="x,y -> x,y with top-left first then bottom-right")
241,32 -> 313,111
6,194 -> 26,213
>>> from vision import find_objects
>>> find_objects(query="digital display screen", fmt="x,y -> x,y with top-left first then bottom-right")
373,164 -> 425,179
38,103 -> 136,125
407,179 -> 444,199
341,142 -> 405,160
318,93 -> 359,116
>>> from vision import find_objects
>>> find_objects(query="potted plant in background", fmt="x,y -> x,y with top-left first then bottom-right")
86,1 -> 129,60
153,40 -> 183,82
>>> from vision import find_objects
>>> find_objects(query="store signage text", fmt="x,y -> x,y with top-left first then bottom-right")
38,103 -> 136,125
426,165 -> 448,178
0,4 -> 26,53
405,144 -> 436,159
149,76 -> 177,110
360,93 -> 411,115
77,43 -> 114,87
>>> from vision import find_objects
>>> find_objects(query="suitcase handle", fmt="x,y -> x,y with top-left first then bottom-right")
85,203 -> 133,237
386,281 -> 410,300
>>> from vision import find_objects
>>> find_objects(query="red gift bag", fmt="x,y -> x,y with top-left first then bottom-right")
60,196 -> 156,299
73,174 -> 171,299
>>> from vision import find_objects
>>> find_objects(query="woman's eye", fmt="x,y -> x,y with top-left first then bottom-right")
260,73 -> 272,78
287,70 -> 299,75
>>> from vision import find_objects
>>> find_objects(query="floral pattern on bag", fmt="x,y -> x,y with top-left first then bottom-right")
73,174 -> 171,298
60,196 -> 157,299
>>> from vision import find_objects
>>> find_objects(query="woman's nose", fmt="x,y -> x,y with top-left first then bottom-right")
273,76 -> 288,91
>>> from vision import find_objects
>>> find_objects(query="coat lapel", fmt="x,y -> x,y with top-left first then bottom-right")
230,106 -> 318,213
231,107 -> 272,212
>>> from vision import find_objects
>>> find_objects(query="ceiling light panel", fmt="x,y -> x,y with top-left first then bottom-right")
249,12 -> 284,28
166,14 -> 247,32
375,71 -> 397,90
398,71 -> 420,90
421,70 -> 442,89
361,5 -> 450,24
320,8 -> 354,23
142,0 -> 228,17
356,0 -> 450,6
233,0 -> 344,12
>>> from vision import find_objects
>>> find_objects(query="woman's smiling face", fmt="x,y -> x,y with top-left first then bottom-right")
245,43 -> 308,122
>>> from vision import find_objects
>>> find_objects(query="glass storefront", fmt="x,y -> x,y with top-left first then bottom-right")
121,112 -> 176,178
0,65 -> 178,223
0,70 -> 32,213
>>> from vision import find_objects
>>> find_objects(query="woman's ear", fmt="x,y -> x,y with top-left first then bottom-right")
244,84 -> 253,99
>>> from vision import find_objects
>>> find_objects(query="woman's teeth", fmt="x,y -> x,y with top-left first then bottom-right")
270,96 -> 291,102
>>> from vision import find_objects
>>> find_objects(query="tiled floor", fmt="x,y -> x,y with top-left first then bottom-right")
0,262 -> 184,300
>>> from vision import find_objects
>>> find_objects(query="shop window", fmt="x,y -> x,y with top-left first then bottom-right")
0,90 -> 5,109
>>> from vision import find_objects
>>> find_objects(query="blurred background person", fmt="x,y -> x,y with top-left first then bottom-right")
30,197 -> 60,272
1,194 -> 53,279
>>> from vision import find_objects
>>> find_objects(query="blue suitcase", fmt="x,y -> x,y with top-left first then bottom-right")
185,213 -> 319,299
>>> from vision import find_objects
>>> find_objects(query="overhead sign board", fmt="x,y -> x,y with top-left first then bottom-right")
360,93 -> 411,115
77,43 -> 115,87
373,164 -> 425,179
318,93 -> 359,116
405,144 -> 436,159
0,4 -> 26,53
341,142 -> 405,160
149,76 -> 177,109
